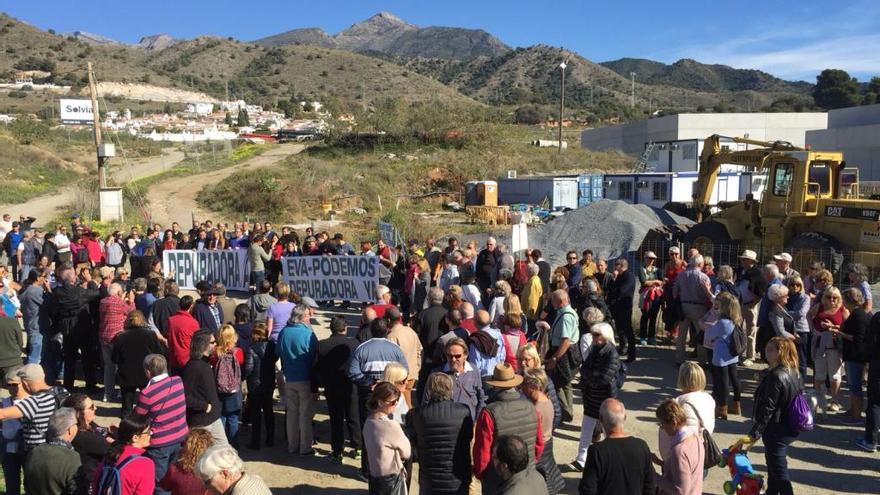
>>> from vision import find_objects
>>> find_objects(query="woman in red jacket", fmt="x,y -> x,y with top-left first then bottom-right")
93,414 -> 156,495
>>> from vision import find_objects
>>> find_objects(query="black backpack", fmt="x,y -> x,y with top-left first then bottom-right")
729,324 -> 747,358
38,385 -> 70,410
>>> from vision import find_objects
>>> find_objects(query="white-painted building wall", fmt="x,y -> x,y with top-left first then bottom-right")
806,104 -> 880,181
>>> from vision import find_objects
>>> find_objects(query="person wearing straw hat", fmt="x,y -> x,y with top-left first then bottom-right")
736,249 -> 764,366
472,363 -> 544,495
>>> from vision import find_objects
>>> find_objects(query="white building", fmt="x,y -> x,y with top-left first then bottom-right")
806,104 -> 880,181
603,171 -> 766,210
582,113 -> 828,157
185,102 -> 215,115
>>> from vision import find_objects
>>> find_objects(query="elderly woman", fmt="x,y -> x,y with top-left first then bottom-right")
569,323 -> 620,472
767,284 -> 796,341
196,444 -> 271,495
786,276 -> 811,378
517,342 -> 561,427
639,251 -> 664,345
521,367 -> 565,494
488,280 -> 512,327
364,381 -> 411,494
810,286 -> 848,414
847,263 -> 873,312
160,429 -> 214,494
713,265 -> 739,298
499,296 -> 527,371
438,254 -> 460,292
652,399 -> 704,495
520,262 -> 543,325
836,288 -> 871,425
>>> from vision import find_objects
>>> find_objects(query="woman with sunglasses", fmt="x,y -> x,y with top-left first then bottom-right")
63,393 -> 113,492
363,381 -> 411,495
93,414 -> 156,495
809,286 -> 848,415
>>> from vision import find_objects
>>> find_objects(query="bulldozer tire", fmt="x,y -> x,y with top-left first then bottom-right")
785,232 -> 845,276
683,222 -> 738,265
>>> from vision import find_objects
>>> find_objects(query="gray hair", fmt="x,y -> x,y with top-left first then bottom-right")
688,255 -> 704,268
768,283 -> 789,303
527,262 -> 540,276
196,445 -> 245,481
599,398 -> 626,431
143,354 -> 167,376
590,322 -> 616,346
289,303 -> 310,324
133,277 -> 148,292
582,307 -> 605,326
763,264 -> 780,278
717,265 -> 734,283
375,285 -> 390,300
46,407 -> 77,440
428,287 -> 444,305
108,282 -> 124,297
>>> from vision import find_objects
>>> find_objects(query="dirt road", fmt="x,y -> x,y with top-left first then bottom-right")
0,148 -> 185,227
146,143 -> 304,227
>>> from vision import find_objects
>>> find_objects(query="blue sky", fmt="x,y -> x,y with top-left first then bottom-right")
7,0 -> 879,81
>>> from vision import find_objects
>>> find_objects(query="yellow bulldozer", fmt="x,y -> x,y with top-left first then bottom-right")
675,134 -> 880,275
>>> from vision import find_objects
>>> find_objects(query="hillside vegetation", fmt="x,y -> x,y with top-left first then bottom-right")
199,123 -> 628,238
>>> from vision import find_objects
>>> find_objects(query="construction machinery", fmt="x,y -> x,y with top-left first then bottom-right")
675,134 -> 874,274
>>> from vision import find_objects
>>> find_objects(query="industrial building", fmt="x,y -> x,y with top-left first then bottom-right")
581,112 -> 828,157
806,104 -> 880,181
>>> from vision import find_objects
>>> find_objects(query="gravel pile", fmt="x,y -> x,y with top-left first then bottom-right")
531,199 -> 693,266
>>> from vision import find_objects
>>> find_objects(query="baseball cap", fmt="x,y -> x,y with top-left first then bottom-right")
16,364 -> 45,382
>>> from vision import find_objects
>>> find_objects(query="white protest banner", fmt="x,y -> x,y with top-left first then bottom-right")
59,98 -> 94,125
163,249 -> 249,291
282,255 -> 378,302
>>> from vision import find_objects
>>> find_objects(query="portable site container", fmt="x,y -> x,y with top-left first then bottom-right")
498,176 -> 579,210
464,180 -> 498,206
578,174 -> 605,207
603,171 -> 765,209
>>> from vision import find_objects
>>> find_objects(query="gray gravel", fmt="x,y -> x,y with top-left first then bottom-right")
531,199 -> 693,266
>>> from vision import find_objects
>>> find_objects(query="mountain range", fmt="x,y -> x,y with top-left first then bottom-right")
1,11 -> 816,116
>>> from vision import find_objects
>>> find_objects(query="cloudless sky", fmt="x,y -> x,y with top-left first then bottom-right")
6,0 -> 879,81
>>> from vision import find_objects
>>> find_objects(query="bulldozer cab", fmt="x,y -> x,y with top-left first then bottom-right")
761,153 -> 846,219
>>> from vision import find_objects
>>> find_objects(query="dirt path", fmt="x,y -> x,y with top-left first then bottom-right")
146,143 -> 304,227
0,148 -> 185,227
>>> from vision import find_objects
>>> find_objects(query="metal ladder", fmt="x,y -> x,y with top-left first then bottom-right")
631,141 -> 656,173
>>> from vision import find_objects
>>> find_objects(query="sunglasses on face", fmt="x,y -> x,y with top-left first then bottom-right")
448,353 -> 464,359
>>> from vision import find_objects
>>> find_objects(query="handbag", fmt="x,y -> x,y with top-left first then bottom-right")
684,402 -> 722,469
550,344 -> 582,384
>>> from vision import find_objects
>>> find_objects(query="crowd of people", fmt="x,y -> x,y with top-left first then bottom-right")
0,213 -> 878,495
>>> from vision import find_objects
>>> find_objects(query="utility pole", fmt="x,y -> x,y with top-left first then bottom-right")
630,72 -> 636,108
225,80 -> 229,102
589,84 -> 594,107
558,57 -> 568,154
87,62 -> 106,188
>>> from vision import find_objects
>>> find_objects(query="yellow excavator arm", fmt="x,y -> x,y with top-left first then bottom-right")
692,134 -> 803,220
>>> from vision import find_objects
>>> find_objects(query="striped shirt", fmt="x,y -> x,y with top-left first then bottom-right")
15,390 -> 58,449
134,374 -> 188,448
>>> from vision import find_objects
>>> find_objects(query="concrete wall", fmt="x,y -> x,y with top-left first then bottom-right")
582,112 -> 828,157
827,103 -> 880,128
807,123 -> 880,180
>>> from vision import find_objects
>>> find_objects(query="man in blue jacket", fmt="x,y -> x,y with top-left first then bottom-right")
277,296 -> 319,455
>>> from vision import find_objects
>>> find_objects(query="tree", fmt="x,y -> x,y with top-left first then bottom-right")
864,76 -> 880,105
813,69 -> 860,109
224,111 -> 233,126
237,108 -> 250,126
514,104 -> 548,125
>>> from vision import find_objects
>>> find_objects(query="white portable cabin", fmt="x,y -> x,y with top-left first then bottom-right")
603,171 -> 765,210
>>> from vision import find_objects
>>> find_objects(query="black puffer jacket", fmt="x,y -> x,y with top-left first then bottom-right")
407,399 -> 473,495
244,341 -> 275,394
580,342 -> 621,419
750,365 -> 800,439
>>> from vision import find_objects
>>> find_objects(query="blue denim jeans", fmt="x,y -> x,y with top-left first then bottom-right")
146,442 -> 182,495
762,422 -> 798,495
845,361 -> 866,399
220,391 -> 242,446
26,328 -> 42,364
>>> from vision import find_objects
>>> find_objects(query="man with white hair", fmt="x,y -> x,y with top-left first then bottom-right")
520,262 -> 543,330
579,399 -> 655,495
98,282 -> 135,402
196,445 -> 271,494
545,289 -> 579,422
673,255 -> 713,365
23,407 -> 81,495
476,237 -> 502,307
369,284 -> 394,319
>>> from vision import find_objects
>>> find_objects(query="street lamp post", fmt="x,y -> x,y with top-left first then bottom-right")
558,58 -> 567,154
630,72 -> 636,108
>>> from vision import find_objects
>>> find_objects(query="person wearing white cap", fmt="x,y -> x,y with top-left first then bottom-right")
638,251 -> 663,345
735,250 -> 763,365
773,253 -> 800,281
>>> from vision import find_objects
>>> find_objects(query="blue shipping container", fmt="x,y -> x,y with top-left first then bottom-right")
578,174 -> 605,207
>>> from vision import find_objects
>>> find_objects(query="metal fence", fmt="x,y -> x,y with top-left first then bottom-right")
626,237 -> 880,288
